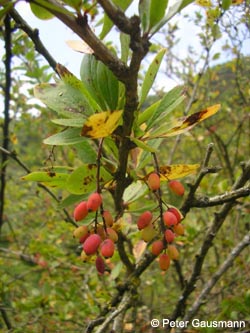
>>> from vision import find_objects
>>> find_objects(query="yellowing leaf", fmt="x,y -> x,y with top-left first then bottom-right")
66,40 -> 94,54
195,0 -> 212,6
150,104 -> 220,138
143,164 -> 200,182
81,110 -> 123,138
159,164 -> 200,180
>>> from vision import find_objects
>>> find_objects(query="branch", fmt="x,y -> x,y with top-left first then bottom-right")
0,14 -> 12,232
0,247 -> 38,265
28,0 -> 128,81
180,232 -> 250,328
169,159 -> 250,326
0,146 -> 77,227
94,292 -> 131,333
0,307 -> 12,330
181,143 -> 221,215
191,185 -> 250,208
97,0 -> 135,34
85,251 -> 156,332
10,8 -> 57,72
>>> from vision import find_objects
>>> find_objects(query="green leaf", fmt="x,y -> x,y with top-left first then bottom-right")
110,261 -> 124,280
58,193 -> 88,209
74,141 -> 97,164
146,85 -> 186,130
120,33 -> 130,64
99,0 -> 132,39
139,0 -> 151,33
66,165 -> 112,194
130,137 -> 157,153
29,0 -> 73,18
43,128 -> 83,145
61,0 -> 82,10
222,0 -> 232,10
123,181 -> 148,204
80,55 -> 119,110
150,0 -> 195,35
22,171 -> 69,189
137,99 -> 161,125
30,3 -> 54,20
136,138 -> 163,170
51,118 -> 84,127
34,69 -> 101,118
96,60 -> 119,110
149,0 -> 168,30
139,48 -> 166,108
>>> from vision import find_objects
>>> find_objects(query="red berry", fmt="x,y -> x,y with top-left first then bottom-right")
102,210 -> 114,227
147,172 -> 160,191
164,229 -> 175,243
168,207 -> 182,223
87,192 -> 102,212
159,253 -> 170,271
73,201 -> 88,221
151,240 -> 164,256
137,211 -> 153,230
163,211 -> 178,227
100,239 -> 115,258
168,180 -> 185,196
83,234 -> 101,255
95,256 -> 105,275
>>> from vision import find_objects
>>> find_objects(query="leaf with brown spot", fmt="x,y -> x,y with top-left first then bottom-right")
22,171 -> 69,189
81,110 -> 123,139
146,104 -> 221,139
144,164 -> 200,181
66,164 -> 112,194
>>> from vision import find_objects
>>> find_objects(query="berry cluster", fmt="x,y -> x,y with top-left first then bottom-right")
73,192 -> 118,275
141,172 -> 185,272
72,171 -> 185,274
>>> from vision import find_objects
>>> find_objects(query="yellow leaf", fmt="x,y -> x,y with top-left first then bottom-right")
10,133 -> 18,144
158,104 -> 220,138
81,110 -> 123,138
157,164 -> 200,180
195,0 -> 212,6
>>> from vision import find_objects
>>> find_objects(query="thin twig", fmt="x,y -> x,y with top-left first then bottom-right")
190,186 -> 250,208
10,9 -> 58,72
0,14 -> 12,232
0,146 -> 77,227
168,159 -> 250,328
179,232 -> 250,329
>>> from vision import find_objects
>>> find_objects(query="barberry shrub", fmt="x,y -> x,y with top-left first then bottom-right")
14,0 -> 250,332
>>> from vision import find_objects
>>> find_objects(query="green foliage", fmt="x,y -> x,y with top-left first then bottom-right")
34,68 -> 100,118
80,54 -> 120,111
139,48 -> 166,107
